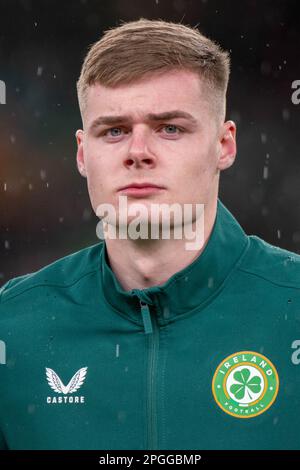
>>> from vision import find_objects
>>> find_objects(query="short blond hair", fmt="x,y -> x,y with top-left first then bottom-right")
77,18 -> 230,121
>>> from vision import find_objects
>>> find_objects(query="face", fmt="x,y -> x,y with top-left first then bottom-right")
76,69 -> 236,231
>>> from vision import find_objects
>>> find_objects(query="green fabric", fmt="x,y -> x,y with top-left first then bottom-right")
0,198 -> 300,449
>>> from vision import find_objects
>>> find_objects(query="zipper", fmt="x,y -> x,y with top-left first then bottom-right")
140,301 -> 153,335
139,300 -> 160,449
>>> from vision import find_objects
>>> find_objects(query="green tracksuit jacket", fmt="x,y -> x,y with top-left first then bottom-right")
0,198 -> 300,450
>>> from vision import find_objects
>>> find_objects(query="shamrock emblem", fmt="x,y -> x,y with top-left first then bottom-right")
230,367 -> 262,401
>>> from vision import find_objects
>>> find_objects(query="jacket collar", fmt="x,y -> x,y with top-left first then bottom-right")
99,198 -> 249,333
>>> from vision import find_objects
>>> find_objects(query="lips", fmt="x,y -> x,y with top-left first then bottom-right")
117,183 -> 166,198
118,183 -> 165,191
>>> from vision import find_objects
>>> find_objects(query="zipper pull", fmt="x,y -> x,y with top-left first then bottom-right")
140,300 -> 153,335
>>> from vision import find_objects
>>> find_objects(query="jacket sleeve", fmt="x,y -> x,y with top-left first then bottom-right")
0,281 -> 10,450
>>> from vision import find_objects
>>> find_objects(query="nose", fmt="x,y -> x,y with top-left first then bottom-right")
124,125 -> 156,169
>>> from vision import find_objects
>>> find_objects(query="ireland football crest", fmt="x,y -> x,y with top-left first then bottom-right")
212,351 -> 279,418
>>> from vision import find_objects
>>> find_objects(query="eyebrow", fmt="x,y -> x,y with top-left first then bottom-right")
88,110 -> 198,132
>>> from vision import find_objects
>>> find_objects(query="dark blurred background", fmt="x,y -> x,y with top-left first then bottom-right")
0,0 -> 299,285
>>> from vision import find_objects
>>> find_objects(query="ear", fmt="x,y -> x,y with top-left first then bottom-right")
75,129 -> 87,178
217,120 -> 237,171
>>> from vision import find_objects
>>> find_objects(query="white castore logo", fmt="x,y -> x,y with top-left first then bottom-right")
46,367 -> 88,404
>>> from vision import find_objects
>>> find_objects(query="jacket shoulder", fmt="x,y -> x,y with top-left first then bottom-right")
0,242 -> 104,304
238,235 -> 300,289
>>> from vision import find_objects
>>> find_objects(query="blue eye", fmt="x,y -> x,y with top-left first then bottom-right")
163,125 -> 180,133
107,127 -> 122,136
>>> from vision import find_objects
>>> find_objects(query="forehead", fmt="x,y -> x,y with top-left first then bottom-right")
84,69 -> 207,125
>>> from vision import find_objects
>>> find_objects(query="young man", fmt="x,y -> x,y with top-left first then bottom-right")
0,18 -> 300,450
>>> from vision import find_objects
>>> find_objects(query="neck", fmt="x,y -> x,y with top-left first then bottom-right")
104,199 -> 218,291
